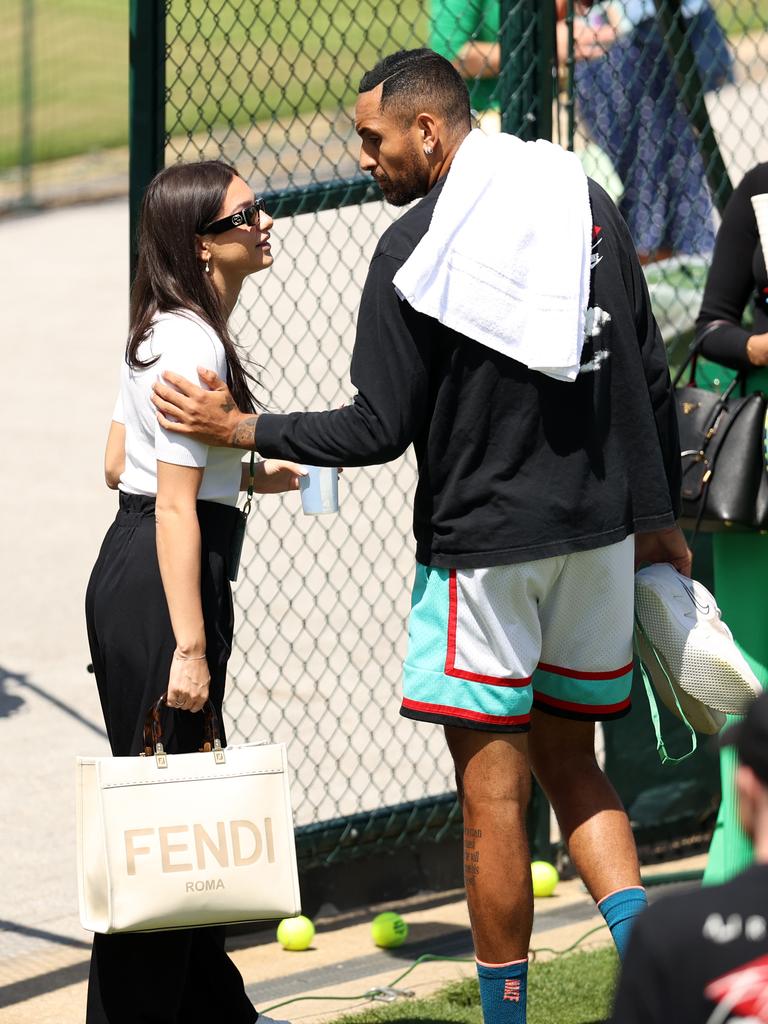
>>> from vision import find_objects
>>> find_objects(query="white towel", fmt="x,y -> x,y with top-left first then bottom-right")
392,129 -> 592,383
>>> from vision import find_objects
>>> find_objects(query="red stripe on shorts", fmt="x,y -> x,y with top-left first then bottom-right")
534,692 -> 632,715
445,570 -> 532,688
537,660 -> 635,680
402,697 -> 529,727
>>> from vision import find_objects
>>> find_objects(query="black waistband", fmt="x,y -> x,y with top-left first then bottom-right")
116,492 -> 241,544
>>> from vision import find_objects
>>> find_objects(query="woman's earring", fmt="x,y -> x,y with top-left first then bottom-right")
204,257 -> 210,274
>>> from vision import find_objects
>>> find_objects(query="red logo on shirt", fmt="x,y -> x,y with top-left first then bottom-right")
705,953 -> 768,1020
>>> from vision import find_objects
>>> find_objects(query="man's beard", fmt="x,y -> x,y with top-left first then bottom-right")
376,141 -> 428,207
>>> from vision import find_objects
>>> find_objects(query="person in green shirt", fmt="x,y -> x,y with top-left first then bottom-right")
430,0 -> 501,120
430,1 -> 615,138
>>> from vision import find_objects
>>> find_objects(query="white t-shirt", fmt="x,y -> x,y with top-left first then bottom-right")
113,310 -> 244,505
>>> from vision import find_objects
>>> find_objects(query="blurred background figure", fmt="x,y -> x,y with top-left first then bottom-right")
431,0 -> 613,135
430,0 -> 503,131
695,160 -> 768,887
573,0 -> 734,263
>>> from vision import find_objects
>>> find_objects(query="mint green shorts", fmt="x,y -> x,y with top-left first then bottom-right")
401,539 -> 635,733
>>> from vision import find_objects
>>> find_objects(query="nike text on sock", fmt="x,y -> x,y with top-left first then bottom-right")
476,957 -> 528,1022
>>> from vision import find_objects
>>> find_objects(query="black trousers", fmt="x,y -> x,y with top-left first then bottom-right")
84,493 -> 257,1024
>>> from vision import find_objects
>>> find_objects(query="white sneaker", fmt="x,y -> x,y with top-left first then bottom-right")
634,563 -> 762,734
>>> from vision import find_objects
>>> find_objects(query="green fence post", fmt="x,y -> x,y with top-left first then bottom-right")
565,0 -> 576,152
499,0 -> 555,140
499,0 -> 529,137
536,0 -> 555,143
129,0 -> 166,279
653,0 -> 733,214
20,0 -> 34,208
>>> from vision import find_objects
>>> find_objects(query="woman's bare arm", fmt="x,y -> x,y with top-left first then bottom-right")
155,461 -> 209,712
104,421 -> 126,489
239,458 -> 307,493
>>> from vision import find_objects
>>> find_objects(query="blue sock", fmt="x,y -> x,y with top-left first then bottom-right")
598,886 -> 647,960
476,958 -> 528,1023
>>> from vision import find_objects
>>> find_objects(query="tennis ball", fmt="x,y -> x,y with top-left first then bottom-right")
531,860 -> 559,897
371,911 -> 408,948
276,914 -> 315,950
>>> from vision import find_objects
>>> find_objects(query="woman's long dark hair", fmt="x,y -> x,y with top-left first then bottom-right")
128,160 -> 260,413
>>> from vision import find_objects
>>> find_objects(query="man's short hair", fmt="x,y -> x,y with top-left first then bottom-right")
358,49 -> 471,133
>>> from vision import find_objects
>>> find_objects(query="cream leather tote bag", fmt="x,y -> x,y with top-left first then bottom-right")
76,697 -> 301,933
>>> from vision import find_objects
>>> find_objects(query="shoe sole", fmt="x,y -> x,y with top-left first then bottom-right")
635,582 -> 760,723
634,624 -> 725,734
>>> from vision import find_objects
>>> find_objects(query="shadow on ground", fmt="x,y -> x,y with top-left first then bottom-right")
0,666 -> 25,718
0,663 -> 105,735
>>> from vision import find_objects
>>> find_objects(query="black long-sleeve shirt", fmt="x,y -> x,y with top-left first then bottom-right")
696,162 -> 768,369
256,176 -> 681,568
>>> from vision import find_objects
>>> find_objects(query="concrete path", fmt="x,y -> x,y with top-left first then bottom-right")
0,855 -> 704,1022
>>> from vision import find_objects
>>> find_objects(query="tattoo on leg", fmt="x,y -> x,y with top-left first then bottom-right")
231,415 -> 259,449
464,826 -> 481,884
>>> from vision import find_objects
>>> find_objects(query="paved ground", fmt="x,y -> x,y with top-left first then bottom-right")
0,855 -> 705,1023
1,199 -> 127,964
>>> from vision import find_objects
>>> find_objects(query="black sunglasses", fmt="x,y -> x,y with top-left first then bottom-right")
201,197 -> 265,235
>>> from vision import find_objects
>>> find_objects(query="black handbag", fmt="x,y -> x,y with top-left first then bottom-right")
674,332 -> 768,535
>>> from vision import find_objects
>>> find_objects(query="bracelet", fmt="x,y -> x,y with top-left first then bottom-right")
174,651 -> 207,661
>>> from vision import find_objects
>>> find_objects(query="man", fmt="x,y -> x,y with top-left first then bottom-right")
152,49 -> 689,1023
610,690 -> 768,1024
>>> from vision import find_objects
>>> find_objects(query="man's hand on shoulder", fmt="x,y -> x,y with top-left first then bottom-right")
634,525 -> 692,578
151,367 -> 258,449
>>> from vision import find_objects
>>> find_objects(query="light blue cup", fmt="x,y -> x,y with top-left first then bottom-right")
299,466 -> 339,515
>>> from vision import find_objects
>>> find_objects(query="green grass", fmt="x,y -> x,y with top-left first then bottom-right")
318,947 -> 618,1024
0,0 -> 425,171
712,0 -> 768,36
166,0 -> 426,137
0,0 -> 128,168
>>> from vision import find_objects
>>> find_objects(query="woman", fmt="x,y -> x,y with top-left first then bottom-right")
85,160 -> 301,1023
573,0 -> 733,262
695,162 -> 768,885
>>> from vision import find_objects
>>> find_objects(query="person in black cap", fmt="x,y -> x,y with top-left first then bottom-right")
609,690 -> 768,1024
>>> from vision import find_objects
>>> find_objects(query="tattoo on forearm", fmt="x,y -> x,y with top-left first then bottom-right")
230,416 -> 258,450
464,826 -> 481,884
221,398 -> 235,413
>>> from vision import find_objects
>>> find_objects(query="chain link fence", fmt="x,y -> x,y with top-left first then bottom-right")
133,0 -> 766,871
0,0 -> 128,212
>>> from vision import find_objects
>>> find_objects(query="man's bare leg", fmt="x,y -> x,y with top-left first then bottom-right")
528,709 -> 640,899
444,726 -> 533,960
528,708 -> 645,959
